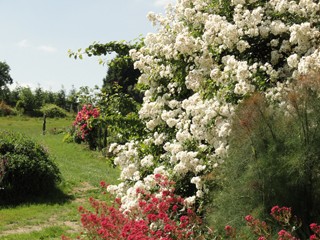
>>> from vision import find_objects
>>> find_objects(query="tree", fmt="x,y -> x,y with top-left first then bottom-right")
0,61 -> 13,87
0,61 -> 13,101
16,87 -> 36,115
54,87 -> 67,110
101,43 -> 142,103
34,86 -> 45,109
43,90 -> 56,105
4,87 -> 19,107
66,85 -> 78,113
69,40 -> 144,103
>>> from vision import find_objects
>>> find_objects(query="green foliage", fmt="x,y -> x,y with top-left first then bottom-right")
102,112 -> 145,145
0,130 -> 61,201
40,103 -> 68,118
208,76 -> 320,237
69,40 -> 143,59
62,132 -> 74,143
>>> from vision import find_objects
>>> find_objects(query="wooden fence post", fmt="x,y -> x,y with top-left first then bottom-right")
42,114 -> 47,135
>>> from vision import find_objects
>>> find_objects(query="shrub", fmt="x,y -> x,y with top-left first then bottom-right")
73,104 -> 100,150
0,130 -> 61,200
0,101 -> 16,116
40,103 -> 67,118
62,132 -> 74,143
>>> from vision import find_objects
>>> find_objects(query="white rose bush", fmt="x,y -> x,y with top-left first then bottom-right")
110,0 -> 320,208
66,0 -> 320,239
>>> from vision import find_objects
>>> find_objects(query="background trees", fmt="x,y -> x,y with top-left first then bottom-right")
0,61 -> 13,101
0,61 -> 13,88
0,85 -> 79,117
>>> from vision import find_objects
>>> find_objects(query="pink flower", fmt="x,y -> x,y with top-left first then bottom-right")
309,234 -> 318,240
258,237 -> 266,240
310,223 -> 320,233
245,215 -> 254,223
278,229 -> 296,240
271,205 -> 280,214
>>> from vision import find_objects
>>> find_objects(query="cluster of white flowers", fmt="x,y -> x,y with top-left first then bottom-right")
107,0 -> 320,212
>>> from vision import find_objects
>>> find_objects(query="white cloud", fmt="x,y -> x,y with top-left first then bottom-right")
154,0 -> 176,7
17,39 -> 29,48
37,45 -> 57,53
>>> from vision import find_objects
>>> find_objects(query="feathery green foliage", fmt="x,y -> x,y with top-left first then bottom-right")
208,75 -> 320,237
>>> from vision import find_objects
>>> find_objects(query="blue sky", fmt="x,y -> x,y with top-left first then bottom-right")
0,0 -> 175,92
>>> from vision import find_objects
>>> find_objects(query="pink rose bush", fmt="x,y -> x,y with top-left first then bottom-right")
73,104 -> 100,149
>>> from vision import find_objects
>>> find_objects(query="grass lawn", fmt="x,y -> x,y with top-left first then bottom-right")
0,116 -> 120,239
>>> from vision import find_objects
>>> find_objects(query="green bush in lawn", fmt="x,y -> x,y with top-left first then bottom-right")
40,104 -> 68,118
0,130 -> 61,199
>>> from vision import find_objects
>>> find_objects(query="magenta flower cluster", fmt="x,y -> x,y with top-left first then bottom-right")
73,104 -> 100,141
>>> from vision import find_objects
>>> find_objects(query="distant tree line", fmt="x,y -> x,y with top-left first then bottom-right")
1,83 -> 79,117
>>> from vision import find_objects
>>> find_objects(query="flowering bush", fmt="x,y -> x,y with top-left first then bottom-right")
63,174 -> 204,239
105,0 -> 320,220
73,104 -> 100,150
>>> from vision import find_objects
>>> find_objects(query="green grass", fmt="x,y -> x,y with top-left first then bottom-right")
0,116 -> 120,239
